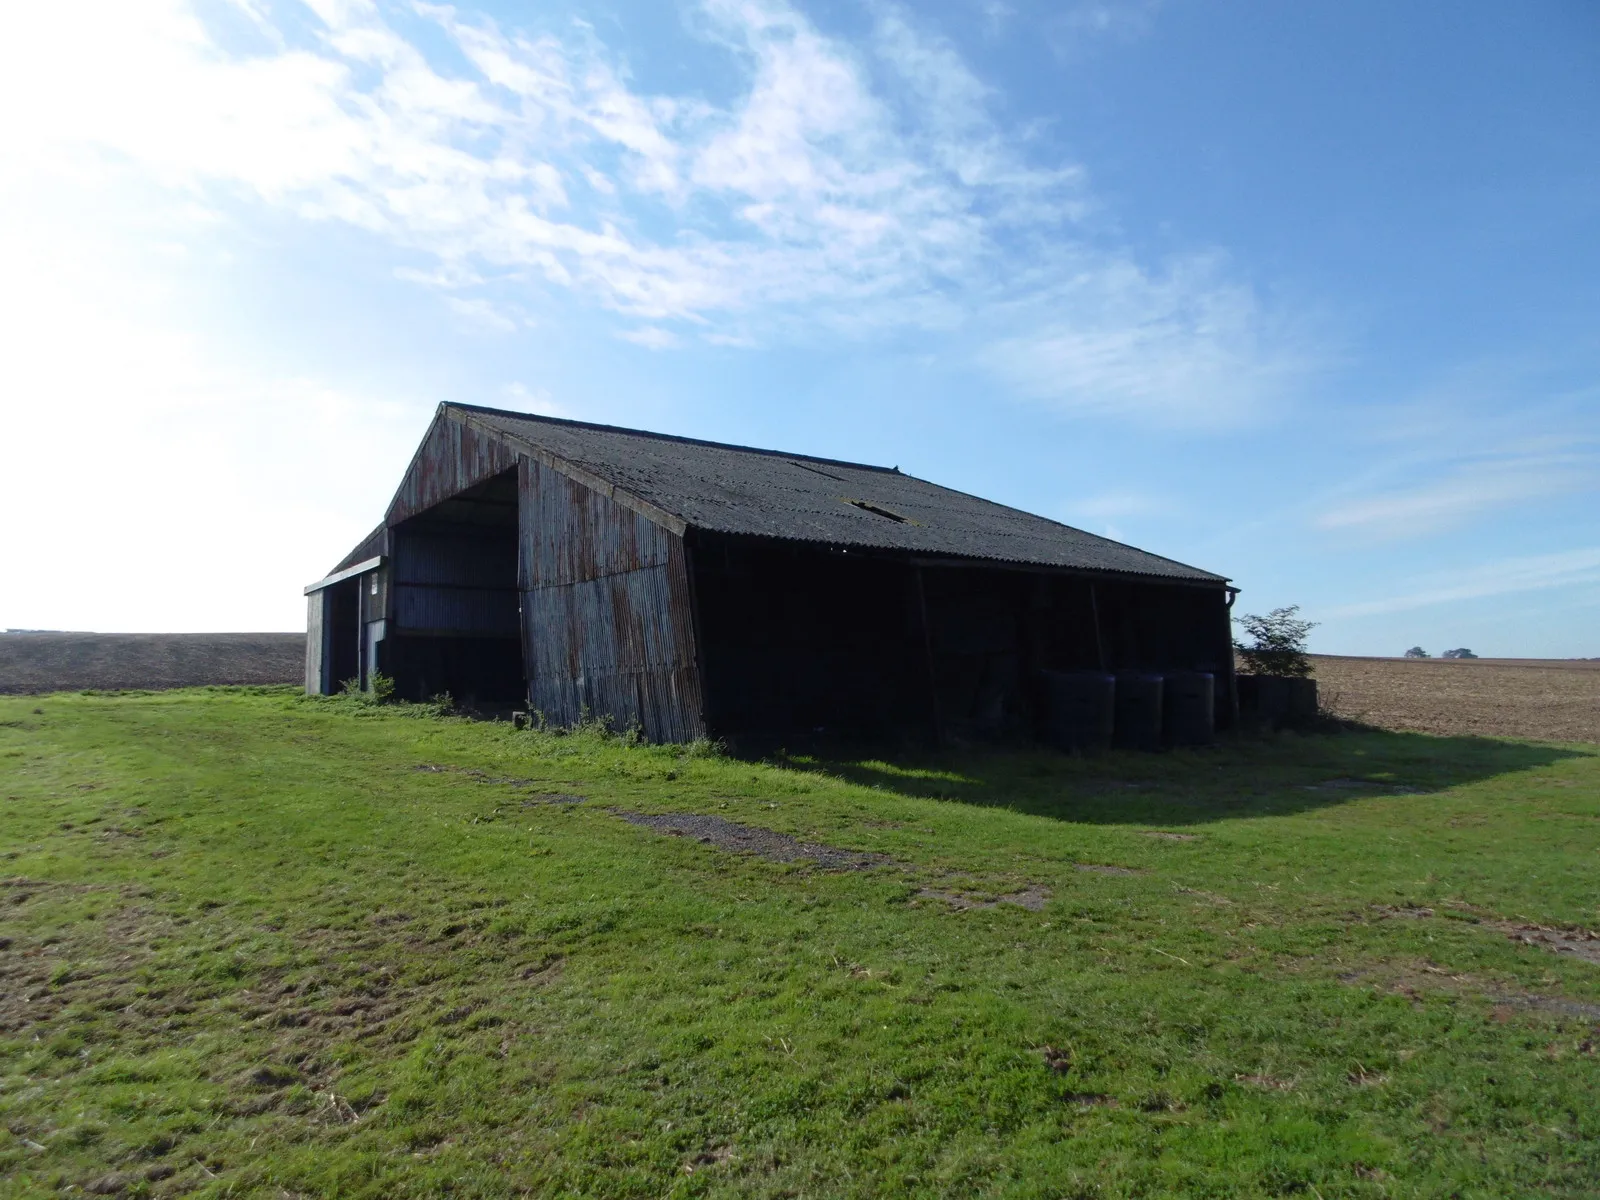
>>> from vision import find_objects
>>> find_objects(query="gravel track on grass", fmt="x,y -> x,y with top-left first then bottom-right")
610,810 -> 891,870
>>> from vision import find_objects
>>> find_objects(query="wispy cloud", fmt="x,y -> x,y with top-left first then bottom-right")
500,382 -> 568,417
1049,0 -> 1162,53
2,0 -> 1305,426
1325,547 -> 1600,619
617,325 -> 680,350
445,296 -> 521,332
1316,452 -> 1599,538
1308,358 -> 1600,539
979,2 -> 1015,40
983,254 -> 1318,425
1066,489 -> 1163,521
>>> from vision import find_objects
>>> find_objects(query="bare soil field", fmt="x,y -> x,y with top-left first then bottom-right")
1311,654 -> 1600,744
3,634 -> 1592,744
0,632 -> 305,694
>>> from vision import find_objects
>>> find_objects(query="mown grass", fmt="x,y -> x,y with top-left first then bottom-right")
1,687 -> 1597,1198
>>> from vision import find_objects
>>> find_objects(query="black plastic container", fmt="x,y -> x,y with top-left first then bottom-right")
1113,672 -> 1164,751
1038,670 -> 1116,753
1163,670 -> 1215,746
1237,675 -> 1319,729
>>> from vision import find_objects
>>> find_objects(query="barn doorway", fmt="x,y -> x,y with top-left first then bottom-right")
383,470 -> 525,707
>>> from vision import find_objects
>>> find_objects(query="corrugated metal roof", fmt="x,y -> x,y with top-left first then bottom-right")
446,404 -> 1225,584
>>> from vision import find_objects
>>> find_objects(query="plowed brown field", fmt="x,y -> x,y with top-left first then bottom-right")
1310,654 -> 1600,744
0,632 -> 305,693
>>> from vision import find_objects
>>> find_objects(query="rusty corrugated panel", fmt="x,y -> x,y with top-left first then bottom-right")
387,412 -> 520,527
518,457 -> 669,587
519,456 -> 703,742
522,563 -> 699,739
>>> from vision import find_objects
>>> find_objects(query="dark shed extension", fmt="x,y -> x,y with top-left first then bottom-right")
306,403 -> 1234,744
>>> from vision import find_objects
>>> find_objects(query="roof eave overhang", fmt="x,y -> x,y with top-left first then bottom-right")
304,555 -> 385,596
684,529 -> 1229,587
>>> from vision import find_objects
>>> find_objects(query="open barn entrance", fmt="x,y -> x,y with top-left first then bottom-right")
689,533 -> 1233,745
384,469 -> 525,707
323,577 -> 360,690
690,536 -> 933,742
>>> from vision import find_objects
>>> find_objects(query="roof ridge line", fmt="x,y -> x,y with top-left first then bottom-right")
444,402 -> 901,474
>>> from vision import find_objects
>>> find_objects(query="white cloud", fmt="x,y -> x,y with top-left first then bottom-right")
0,0 -> 1297,420
445,295 -> 520,332
1051,0 -> 1161,46
1316,453 -> 1598,538
0,149 -> 430,631
1325,547 -> 1600,619
979,2 -> 1016,39
0,248 -> 420,630
617,325 -> 680,350
500,382 -> 569,417
1067,489 -> 1163,521
983,254 -> 1314,425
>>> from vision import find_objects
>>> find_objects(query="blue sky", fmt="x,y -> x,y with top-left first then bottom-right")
2,0 -> 1597,655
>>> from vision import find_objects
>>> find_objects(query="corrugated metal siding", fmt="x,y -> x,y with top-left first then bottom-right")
519,454 -> 673,585
395,587 -> 520,636
399,531 -> 515,589
519,457 -> 703,742
387,414 -> 520,526
392,528 -> 519,637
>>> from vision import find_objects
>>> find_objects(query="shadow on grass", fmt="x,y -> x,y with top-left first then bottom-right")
769,728 -> 1593,827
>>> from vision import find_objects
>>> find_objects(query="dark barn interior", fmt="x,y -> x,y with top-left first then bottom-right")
688,533 -> 1231,745
386,471 -> 523,706
306,404 -> 1234,748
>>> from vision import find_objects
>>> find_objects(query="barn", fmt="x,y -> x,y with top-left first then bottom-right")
305,403 -> 1236,746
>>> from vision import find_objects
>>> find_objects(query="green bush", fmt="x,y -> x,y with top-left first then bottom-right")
1233,605 -> 1316,678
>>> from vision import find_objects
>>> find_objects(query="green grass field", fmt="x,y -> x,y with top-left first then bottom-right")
2,688 -> 1598,1198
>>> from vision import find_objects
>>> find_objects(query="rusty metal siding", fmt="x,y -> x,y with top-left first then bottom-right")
387,413 -> 520,527
519,457 -> 703,741
518,455 -> 673,587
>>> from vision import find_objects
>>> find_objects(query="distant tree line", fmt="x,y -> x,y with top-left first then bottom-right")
1404,647 -> 1478,659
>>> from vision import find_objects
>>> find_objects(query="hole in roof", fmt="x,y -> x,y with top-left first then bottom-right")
789,460 -> 846,482
845,499 -> 910,524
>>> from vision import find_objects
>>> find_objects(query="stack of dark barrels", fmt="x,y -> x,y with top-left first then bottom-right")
1036,670 -> 1217,753
1036,669 -> 1319,753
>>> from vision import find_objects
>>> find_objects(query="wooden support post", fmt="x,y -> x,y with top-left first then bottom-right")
1222,585 -> 1240,730
915,568 -> 943,745
1088,583 -> 1109,671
